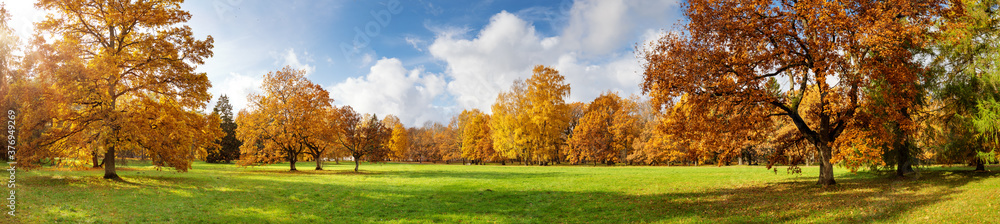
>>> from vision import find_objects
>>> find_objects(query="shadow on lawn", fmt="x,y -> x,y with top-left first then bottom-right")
383,170 -> 572,180
207,170 -> 997,223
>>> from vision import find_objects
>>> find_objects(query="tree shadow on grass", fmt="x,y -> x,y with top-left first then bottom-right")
382,170 -> 573,180
200,170 -> 997,223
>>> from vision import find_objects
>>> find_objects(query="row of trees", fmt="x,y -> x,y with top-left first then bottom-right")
1,0 -> 997,186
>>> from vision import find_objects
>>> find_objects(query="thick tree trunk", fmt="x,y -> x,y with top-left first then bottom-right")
103,146 -> 119,179
289,159 -> 297,171
315,158 -> 323,170
975,158 -> 986,171
816,144 -> 836,186
893,124 -> 914,177
896,147 -> 914,177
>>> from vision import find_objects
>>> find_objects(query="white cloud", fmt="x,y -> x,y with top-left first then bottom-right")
328,58 -> 447,127
212,72 -> 263,113
429,11 -> 558,111
427,0 -> 680,113
359,53 -> 375,67
277,48 -> 315,75
405,36 -> 424,52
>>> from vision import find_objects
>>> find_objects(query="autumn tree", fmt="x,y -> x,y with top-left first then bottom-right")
408,124 -> 440,163
335,106 -> 391,172
31,0 -> 220,179
641,0 -> 947,185
303,107 -> 340,170
491,80 -> 529,163
207,95 -> 241,163
0,4 -> 14,112
458,109 -> 496,164
382,114 -> 410,162
236,66 -> 332,171
436,120 -> 461,164
491,65 -> 571,165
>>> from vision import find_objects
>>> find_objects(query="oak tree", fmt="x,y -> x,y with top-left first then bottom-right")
335,106 -> 391,172
34,0 -> 219,178
236,66 -> 332,171
641,0 -> 946,185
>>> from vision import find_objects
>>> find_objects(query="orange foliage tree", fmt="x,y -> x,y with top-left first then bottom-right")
408,123 -> 443,163
335,106 -> 391,172
236,66 -> 332,171
30,0 -> 219,179
641,0 -> 947,185
566,92 -> 639,165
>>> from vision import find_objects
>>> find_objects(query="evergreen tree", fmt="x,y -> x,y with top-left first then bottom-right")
207,95 -> 242,163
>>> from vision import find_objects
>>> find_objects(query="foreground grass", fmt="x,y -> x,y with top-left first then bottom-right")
6,161 -> 999,223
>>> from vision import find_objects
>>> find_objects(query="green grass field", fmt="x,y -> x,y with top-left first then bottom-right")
6,161 -> 999,223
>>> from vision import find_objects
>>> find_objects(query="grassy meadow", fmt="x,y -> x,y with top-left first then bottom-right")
6,161 -> 999,223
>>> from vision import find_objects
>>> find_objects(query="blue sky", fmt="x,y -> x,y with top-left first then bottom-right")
2,0 -> 684,127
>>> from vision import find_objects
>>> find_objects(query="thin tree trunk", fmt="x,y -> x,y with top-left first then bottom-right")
894,122 -> 914,177
103,146 -> 119,179
354,155 -> 360,172
92,150 -> 101,168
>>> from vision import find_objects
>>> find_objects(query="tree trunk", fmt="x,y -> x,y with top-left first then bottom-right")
315,158 -> 323,170
92,150 -> 101,168
893,124 -> 914,177
103,146 -> 119,179
975,158 -> 986,171
895,146 -> 914,177
289,158 -> 297,171
816,144 -> 836,186
354,156 -> 360,172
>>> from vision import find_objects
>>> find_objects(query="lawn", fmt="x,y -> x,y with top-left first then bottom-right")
6,161 -> 999,223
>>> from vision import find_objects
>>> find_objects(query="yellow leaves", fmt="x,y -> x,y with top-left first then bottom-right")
383,115 -> 410,162
458,109 -> 495,162
490,65 -> 571,164
22,0 -> 217,173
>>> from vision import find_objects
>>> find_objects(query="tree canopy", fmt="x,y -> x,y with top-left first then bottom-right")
641,0 -> 949,185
